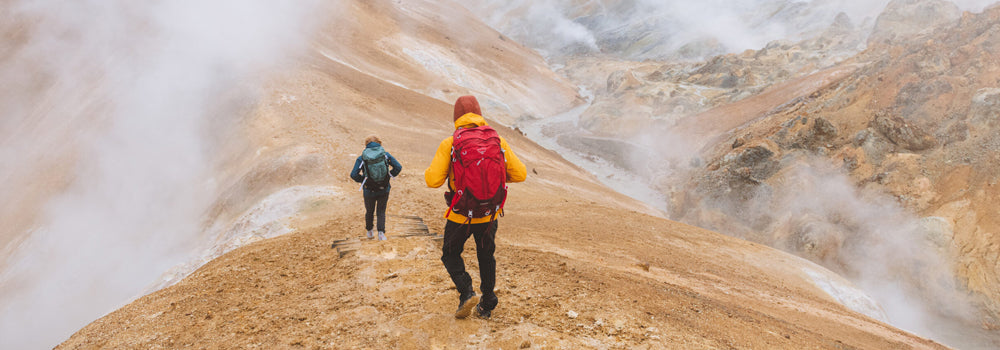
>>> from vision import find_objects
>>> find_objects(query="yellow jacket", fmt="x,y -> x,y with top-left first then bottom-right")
425,113 -> 527,223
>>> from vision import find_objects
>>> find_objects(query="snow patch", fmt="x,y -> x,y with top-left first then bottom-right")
318,49 -> 414,91
395,35 -> 505,104
402,46 -> 474,88
803,266 -> 888,321
278,94 -> 297,105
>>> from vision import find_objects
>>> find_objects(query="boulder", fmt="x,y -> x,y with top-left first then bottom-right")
871,111 -> 938,151
968,88 -> 1000,130
606,69 -> 642,93
772,116 -> 838,150
852,128 -> 893,165
729,143 -> 781,183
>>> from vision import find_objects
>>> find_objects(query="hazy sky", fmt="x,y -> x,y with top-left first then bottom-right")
467,0 -> 997,59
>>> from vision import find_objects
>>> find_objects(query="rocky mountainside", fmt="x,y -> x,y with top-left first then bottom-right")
677,0 -> 1000,329
511,1 -> 877,170
491,0 -> 1000,346
49,0 -> 954,349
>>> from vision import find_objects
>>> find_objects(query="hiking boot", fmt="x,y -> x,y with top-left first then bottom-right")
455,293 -> 479,319
378,231 -> 387,241
475,303 -> 491,319
366,230 -> 374,240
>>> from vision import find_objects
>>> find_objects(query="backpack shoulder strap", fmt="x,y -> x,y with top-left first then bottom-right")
383,153 -> 393,178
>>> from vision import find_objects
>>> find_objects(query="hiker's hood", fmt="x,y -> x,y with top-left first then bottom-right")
454,113 -> 488,130
366,142 -> 382,149
453,95 -> 481,121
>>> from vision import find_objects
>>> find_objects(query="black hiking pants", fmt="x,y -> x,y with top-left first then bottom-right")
363,193 -> 389,232
441,220 -> 499,311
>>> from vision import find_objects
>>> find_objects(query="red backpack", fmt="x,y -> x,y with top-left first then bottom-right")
449,125 -> 507,221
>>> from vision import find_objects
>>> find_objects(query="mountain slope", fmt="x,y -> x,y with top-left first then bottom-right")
465,0 -> 1000,346
674,1 -> 1000,330
57,65 -> 941,348
56,1 -> 944,348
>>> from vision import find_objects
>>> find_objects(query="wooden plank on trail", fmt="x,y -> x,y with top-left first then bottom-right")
389,215 -> 434,238
331,216 -> 439,257
331,238 -> 361,258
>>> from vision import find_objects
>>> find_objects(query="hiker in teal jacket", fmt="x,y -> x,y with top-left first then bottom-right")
350,135 -> 402,240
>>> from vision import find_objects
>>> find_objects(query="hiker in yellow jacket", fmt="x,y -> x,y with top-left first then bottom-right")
425,95 -> 526,319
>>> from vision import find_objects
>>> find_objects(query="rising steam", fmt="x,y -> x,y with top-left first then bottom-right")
466,0 -> 996,60
468,0 -> 1000,347
0,1 -> 321,348
466,0 -> 891,59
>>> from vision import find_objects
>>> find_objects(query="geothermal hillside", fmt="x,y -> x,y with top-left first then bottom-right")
1,0 -> 997,349
472,0 -> 1000,347
676,1 -> 1000,334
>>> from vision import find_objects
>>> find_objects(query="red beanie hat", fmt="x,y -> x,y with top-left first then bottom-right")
453,95 -> 481,121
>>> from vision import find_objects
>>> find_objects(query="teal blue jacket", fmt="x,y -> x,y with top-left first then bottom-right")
350,142 -> 402,197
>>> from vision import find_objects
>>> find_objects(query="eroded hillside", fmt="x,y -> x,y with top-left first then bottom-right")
469,0 -> 1000,347
55,0 -> 947,349
676,1 -> 1000,329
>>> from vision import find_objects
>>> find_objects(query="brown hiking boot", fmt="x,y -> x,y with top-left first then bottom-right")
455,293 -> 479,319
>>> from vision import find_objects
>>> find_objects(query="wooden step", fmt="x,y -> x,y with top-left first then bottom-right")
331,215 -> 440,257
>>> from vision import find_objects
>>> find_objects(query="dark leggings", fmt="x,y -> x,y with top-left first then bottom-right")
364,193 -> 389,231
441,220 -> 499,311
